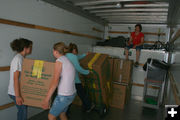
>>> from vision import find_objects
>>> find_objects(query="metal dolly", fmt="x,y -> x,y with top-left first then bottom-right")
83,69 -> 108,117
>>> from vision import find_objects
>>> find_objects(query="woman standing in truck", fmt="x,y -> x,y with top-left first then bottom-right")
42,42 -> 76,120
66,43 -> 95,113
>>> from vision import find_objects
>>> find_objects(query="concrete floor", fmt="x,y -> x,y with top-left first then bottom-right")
29,100 -> 165,120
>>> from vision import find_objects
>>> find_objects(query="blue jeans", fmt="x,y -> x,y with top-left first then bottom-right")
66,83 -> 92,115
75,83 -> 92,110
49,93 -> 76,117
126,44 -> 143,51
9,95 -> 27,120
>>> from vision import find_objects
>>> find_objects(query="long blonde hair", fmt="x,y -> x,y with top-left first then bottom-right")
53,42 -> 67,55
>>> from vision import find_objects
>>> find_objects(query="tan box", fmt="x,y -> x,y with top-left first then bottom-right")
80,53 -> 111,107
110,83 -> 132,109
107,57 -> 114,94
72,95 -> 82,106
110,58 -> 133,109
20,58 -> 54,108
113,59 -> 133,84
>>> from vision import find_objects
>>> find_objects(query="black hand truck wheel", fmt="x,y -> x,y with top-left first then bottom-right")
99,105 -> 107,117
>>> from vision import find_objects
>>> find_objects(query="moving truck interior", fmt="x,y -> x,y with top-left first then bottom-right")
0,0 -> 180,120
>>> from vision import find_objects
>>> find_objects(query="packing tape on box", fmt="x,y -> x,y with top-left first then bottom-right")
119,74 -> 122,83
93,83 -> 96,89
88,53 -> 101,69
32,60 -> 44,78
120,59 -> 124,69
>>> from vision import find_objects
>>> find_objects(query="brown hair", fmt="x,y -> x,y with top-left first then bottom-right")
68,43 -> 78,53
10,38 -> 33,52
135,24 -> 142,32
53,42 -> 67,55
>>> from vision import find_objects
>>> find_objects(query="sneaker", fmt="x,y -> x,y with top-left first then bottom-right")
134,62 -> 139,67
86,104 -> 95,113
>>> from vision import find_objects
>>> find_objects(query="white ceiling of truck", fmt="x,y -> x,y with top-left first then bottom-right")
65,0 -> 169,24
43,0 -> 180,26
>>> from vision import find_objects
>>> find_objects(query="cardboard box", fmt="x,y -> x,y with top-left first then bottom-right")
72,95 -> 82,106
109,58 -> 133,109
110,83 -> 132,109
20,58 -> 54,108
107,57 -> 114,94
113,59 -> 133,84
80,53 -> 111,107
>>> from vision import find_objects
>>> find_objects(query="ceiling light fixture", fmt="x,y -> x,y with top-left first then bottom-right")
116,3 -> 121,8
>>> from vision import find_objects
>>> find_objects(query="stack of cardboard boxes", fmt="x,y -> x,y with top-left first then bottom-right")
72,54 -> 113,107
72,53 -> 133,109
79,53 -> 111,107
110,59 -> 133,109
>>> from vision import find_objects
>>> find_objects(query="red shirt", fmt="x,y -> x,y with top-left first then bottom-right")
131,32 -> 144,45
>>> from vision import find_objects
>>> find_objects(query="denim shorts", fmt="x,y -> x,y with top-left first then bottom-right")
126,44 -> 143,51
49,93 -> 76,117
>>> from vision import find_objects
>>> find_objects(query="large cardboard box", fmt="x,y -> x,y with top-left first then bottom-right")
110,58 -> 133,109
113,59 -> 133,84
107,57 -> 114,94
20,58 -> 54,108
80,53 -> 111,107
110,83 -> 132,109
72,95 -> 82,106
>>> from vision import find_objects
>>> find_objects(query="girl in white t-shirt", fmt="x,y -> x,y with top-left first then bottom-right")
8,38 -> 33,120
42,42 -> 76,120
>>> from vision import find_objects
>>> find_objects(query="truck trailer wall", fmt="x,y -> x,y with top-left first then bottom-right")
105,24 -> 169,43
167,51 -> 180,105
